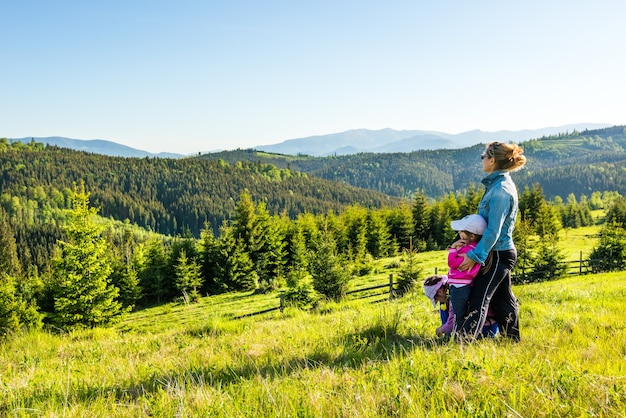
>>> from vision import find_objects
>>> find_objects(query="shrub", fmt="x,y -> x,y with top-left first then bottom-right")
309,231 -> 350,302
395,247 -> 422,296
589,223 -> 626,273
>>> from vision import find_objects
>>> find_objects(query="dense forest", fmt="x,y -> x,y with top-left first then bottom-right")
0,139 -> 397,238
201,126 -> 626,199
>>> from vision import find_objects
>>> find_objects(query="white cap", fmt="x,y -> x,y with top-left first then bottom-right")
423,275 -> 448,307
450,214 -> 487,235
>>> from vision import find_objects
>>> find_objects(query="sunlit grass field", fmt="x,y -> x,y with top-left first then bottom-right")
2,224 -> 625,417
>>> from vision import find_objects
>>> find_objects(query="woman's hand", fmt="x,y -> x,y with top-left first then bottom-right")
458,254 -> 477,272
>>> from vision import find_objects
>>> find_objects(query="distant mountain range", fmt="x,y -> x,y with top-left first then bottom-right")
7,136 -> 184,159
255,124 -> 612,156
7,123 -> 611,158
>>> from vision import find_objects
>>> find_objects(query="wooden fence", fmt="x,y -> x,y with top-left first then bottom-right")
234,274 -> 397,319
234,252 -> 602,319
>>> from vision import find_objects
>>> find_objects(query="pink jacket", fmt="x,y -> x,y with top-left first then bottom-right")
447,242 -> 481,286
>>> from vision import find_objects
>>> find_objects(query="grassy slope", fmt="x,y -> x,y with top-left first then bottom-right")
2,225 -> 624,417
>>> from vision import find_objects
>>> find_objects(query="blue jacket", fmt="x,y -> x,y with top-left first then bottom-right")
467,170 -> 518,265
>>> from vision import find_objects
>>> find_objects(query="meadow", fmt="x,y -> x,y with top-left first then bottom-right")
2,226 -> 625,417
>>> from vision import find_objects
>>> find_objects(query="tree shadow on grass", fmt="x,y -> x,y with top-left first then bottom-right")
93,325 -> 443,403
51,318 -> 442,405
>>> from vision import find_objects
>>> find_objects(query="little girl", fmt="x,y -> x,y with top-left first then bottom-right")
448,214 -> 487,333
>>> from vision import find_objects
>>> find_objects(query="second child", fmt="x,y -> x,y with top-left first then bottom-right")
423,274 -> 498,339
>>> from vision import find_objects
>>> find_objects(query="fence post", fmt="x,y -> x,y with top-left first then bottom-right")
579,251 -> 583,275
434,267 -> 438,275
279,294 -> 284,313
389,273 -> 394,300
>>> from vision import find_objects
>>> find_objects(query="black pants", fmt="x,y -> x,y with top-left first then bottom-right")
460,249 -> 520,341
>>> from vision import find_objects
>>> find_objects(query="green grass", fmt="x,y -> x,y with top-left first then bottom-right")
2,270 -> 625,417
559,224 -> 601,260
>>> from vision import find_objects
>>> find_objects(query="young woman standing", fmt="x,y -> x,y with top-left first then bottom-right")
456,141 -> 526,341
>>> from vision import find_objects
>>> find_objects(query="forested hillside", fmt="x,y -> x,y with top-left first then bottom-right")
201,146 -> 481,198
0,139 -> 397,238
202,126 -> 626,200
3,133 -> 626,335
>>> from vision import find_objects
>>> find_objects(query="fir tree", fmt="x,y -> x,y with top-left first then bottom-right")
308,226 -> 350,302
283,224 -> 317,308
110,263 -> 142,310
174,250 -> 203,302
252,201 -> 286,292
285,224 -> 309,287
219,225 -> 258,291
0,209 -> 22,278
534,204 -> 561,238
395,244 -> 422,295
49,182 -> 123,329
589,223 -> 626,273
0,209 -> 42,335
383,203 -> 414,252
512,219 -> 533,283
0,275 -> 43,336
139,238 -> 168,304
366,209 -> 393,258
198,225 -> 224,294
412,189 -> 431,251
530,234 -> 566,281
606,196 -> 626,226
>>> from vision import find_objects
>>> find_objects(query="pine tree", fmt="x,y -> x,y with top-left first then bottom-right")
175,250 -> 203,302
384,203 -> 414,252
412,189 -> 431,251
589,222 -> 626,273
231,190 -> 257,253
283,223 -> 317,309
139,238 -> 169,304
166,233 -> 199,299
49,182 -> 123,329
0,206 -> 22,276
429,200 -> 457,249
198,225 -> 224,294
519,183 -> 548,230
285,224 -> 309,287
309,226 -> 350,302
534,204 -> 561,238
530,234 -> 566,281
251,201 -> 286,292
0,274 -> 43,336
366,209 -> 393,258
219,225 -> 258,291
512,218 -> 533,283
105,222 -> 142,309
395,244 -> 422,295
606,196 -> 626,226
110,263 -> 142,310
0,209 -> 42,335
462,183 -> 483,215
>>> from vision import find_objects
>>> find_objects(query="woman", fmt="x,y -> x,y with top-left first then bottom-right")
457,141 -> 526,341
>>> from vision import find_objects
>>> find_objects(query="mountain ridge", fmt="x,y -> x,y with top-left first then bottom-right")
6,123 -> 611,158
7,136 -> 185,159
199,125 -> 626,201
255,124 -> 611,156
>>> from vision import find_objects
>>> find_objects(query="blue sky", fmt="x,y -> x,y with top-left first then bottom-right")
2,1 -> 625,154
